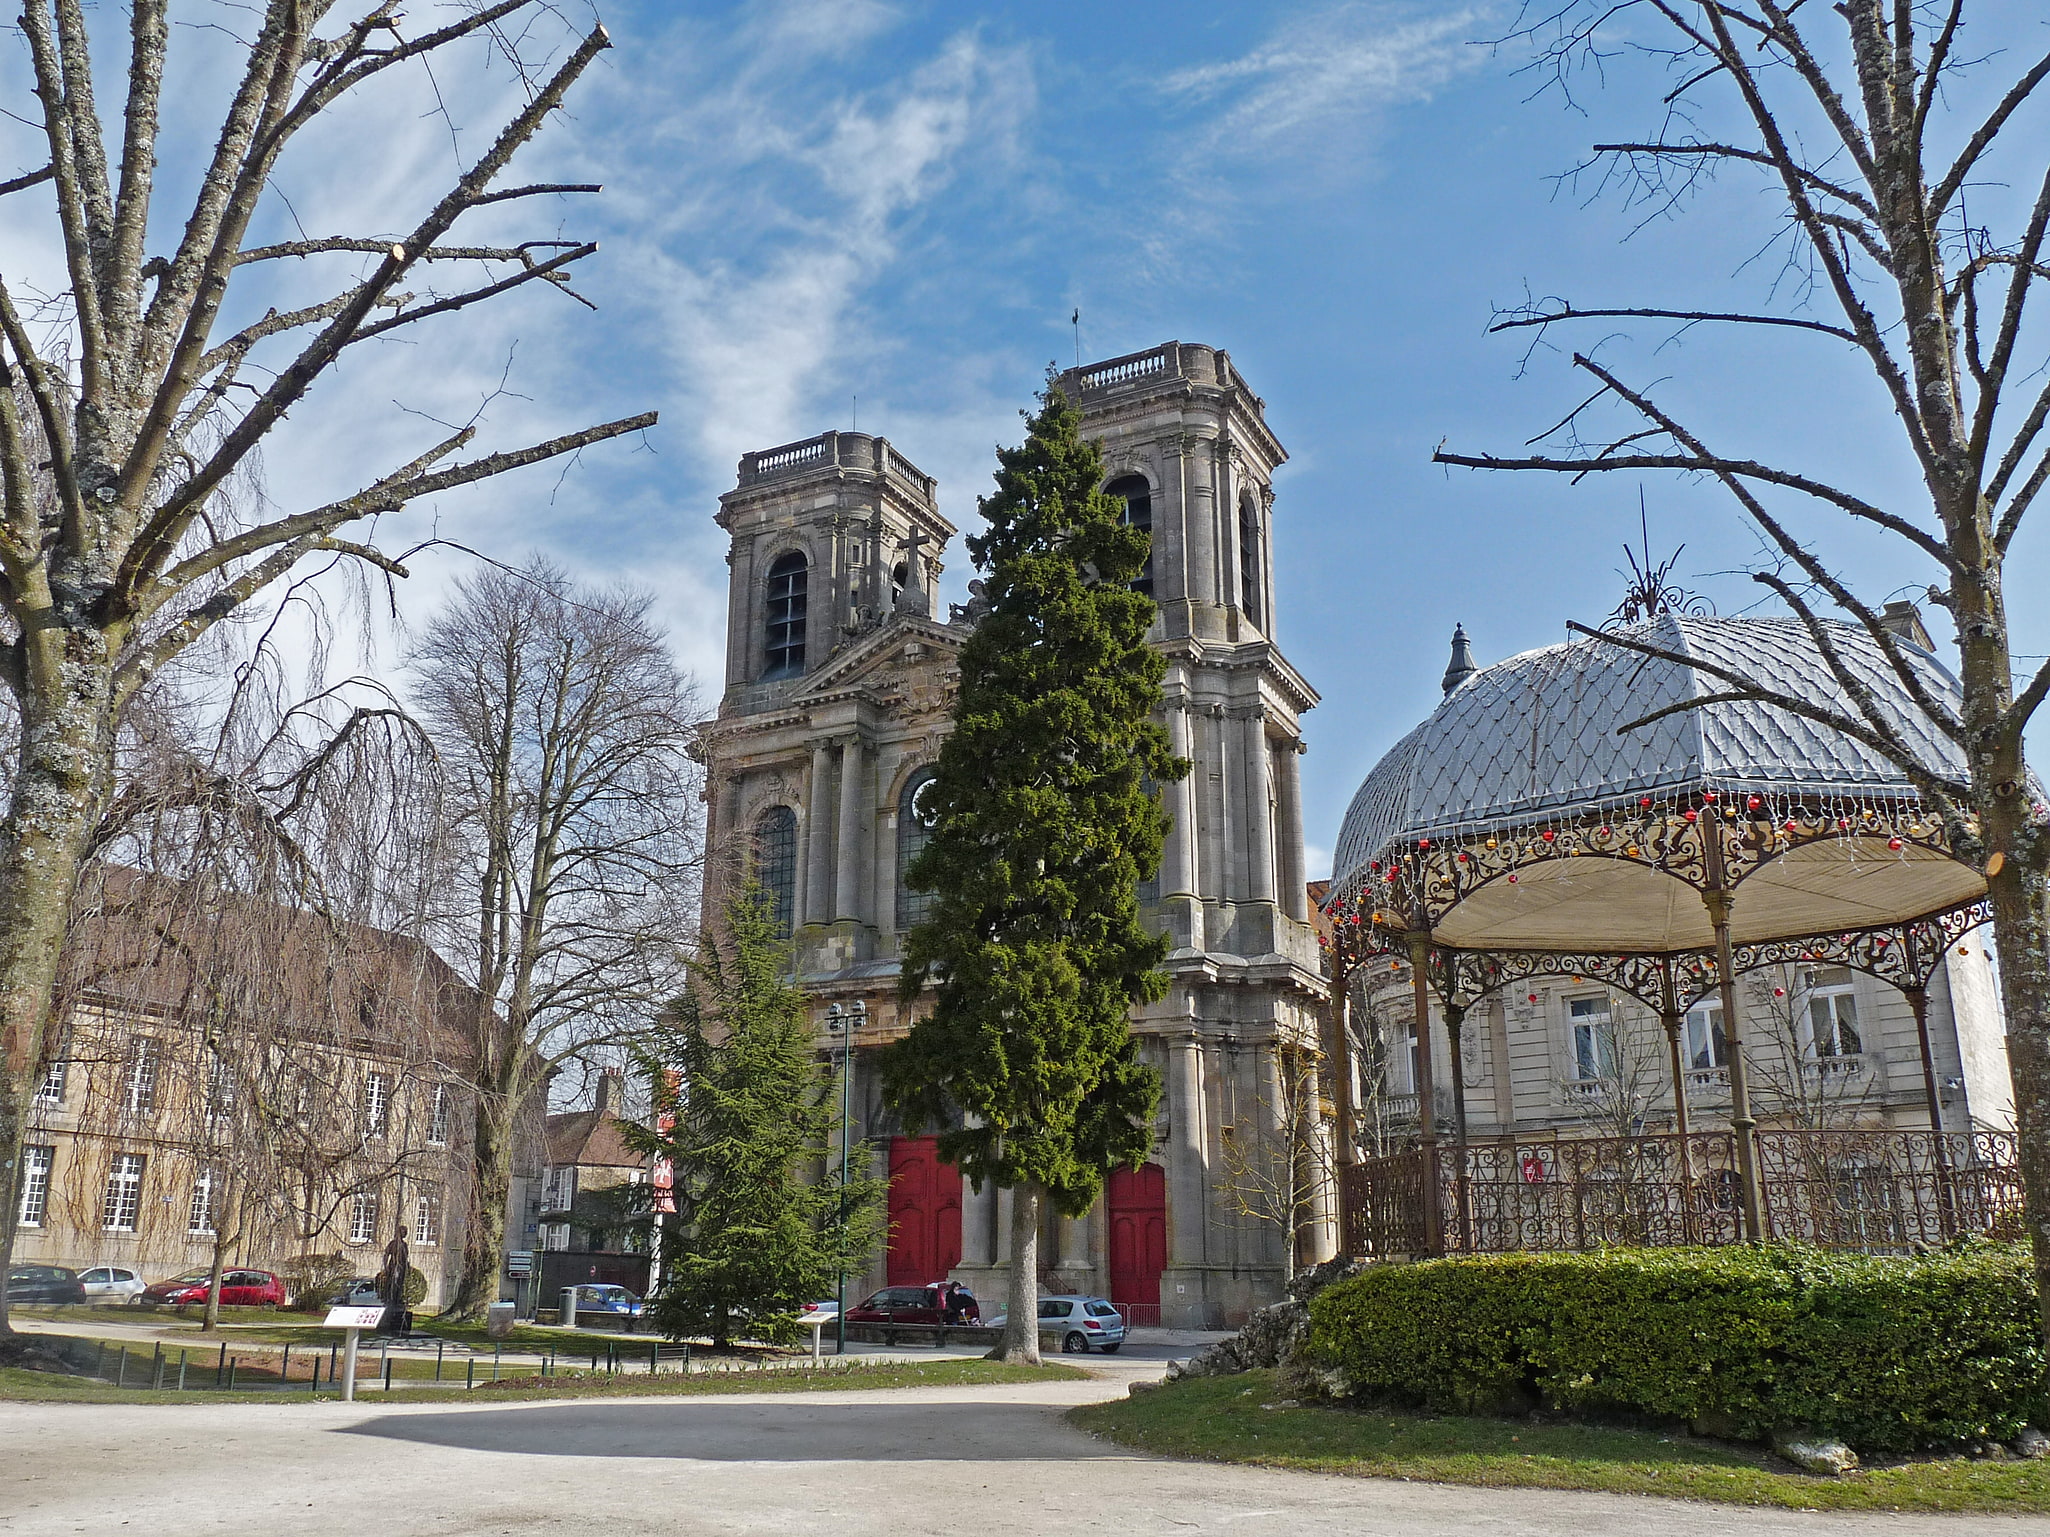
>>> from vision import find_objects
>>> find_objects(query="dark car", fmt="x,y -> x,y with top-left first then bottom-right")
5,1264 -> 87,1305
329,1278 -> 385,1308
140,1268 -> 286,1308
845,1285 -> 946,1325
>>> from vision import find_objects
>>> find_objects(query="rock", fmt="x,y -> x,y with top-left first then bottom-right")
1127,1380 -> 1159,1397
1772,1428 -> 1860,1476
2015,1427 -> 2050,1459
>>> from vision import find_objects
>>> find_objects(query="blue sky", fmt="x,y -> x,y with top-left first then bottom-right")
5,1 -> 2045,875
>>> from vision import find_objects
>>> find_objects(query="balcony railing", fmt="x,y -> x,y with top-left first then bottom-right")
736,431 -> 935,496
1340,1127 -> 2021,1258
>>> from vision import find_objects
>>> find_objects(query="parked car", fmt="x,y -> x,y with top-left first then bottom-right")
4,1264 -> 86,1306
1037,1295 -> 1125,1354
571,1284 -> 642,1318
845,1285 -> 946,1325
77,1265 -> 146,1305
140,1268 -> 286,1308
329,1278 -> 385,1308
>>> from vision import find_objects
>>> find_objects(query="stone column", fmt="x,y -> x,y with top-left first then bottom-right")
804,742 -> 835,925
1276,736 -> 1306,919
1168,1033 -> 1207,1269
1162,701 -> 1196,899
834,736 -> 865,922
1243,710 -> 1276,905
958,1174 -> 996,1268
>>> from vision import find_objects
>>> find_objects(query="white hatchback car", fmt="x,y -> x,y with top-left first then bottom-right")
78,1265 -> 147,1305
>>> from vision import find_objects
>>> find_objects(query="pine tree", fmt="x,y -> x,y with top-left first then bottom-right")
880,382 -> 1188,1363
632,883 -> 883,1350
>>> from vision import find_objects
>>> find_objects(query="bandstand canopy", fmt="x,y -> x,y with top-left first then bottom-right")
1331,616 -> 1984,954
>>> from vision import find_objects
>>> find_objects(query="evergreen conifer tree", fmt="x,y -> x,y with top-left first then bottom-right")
881,383 -> 1187,1363
632,882 -> 883,1350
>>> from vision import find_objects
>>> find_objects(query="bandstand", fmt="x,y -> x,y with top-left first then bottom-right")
1325,613 -> 2013,1257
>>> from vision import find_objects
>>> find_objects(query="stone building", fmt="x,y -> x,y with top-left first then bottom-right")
696,341 -> 1328,1326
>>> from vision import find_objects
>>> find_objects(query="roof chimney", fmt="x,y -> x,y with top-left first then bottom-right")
1442,624 -> 1477,696
595,1069 -> 621,1118
1879,600 -> 1934,651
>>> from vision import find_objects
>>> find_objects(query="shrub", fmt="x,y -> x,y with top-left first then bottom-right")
1303,1244 -> 2050,1454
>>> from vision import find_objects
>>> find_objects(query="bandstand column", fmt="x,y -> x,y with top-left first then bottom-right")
1701,825 -> 1765,1241
1407,935 -> 1443,1256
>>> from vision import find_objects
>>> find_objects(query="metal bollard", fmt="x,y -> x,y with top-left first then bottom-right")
467,1357 -> 476,1390
383,1352 -> 393,1393
329,1342 -> 339,1383
492,1346 -> 501,1383
650,1341 -> 659,1375
227,1358 -> 237,1390
282,1344 -> 292,1385
178,1350 -> 188,1391
116,1347 -> 127,1388
435,1341 -> 445,1381
151,1343 -> 164,1390
216,1341 -> 228,1386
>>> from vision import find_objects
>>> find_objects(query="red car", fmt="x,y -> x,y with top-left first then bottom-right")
845,1285 -> 946,1325
140,1268 -> 285,1308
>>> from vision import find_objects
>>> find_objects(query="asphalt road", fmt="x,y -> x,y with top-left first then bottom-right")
4,1369 -> 2045,1536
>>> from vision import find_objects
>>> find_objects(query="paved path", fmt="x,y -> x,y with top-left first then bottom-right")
3,1369 -> 2043,1536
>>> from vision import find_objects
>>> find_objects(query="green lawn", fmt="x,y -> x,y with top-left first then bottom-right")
1,1356 -> 1084,1406
1070,1371 -> 2050,1515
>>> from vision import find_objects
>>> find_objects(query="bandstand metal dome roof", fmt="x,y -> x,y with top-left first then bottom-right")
1331,615 -> 1981,954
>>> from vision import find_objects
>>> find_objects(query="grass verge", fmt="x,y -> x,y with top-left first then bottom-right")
1069,1371 -> 2050,1515
2,1356 -> 1085,1406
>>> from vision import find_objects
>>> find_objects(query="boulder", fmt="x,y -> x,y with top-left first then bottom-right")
2015,1426 -> 2050,1459
1772,1428 -> 1860,1476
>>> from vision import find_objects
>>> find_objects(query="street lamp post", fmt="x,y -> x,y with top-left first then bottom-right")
825,999 -> 865,1355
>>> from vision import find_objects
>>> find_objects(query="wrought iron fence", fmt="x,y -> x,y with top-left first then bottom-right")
1341,1128 -> 2021,1257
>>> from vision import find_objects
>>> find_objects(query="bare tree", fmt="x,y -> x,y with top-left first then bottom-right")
0,2 -> 652,1345
1435,2 -> 2050,1333
1215,1045 -> 1332,1276
408,560 -> 700,1321
1557,1001 -> 1670,1141
1740,969 -> 1880,1132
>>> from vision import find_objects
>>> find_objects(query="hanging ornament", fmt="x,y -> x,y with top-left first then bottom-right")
1527,994 -> 1538,1004
1418,838 -> 1431,850
1507,874 -> 1519,884
1888,837 -> 1904,851
1541,829 -> 1556,843
1683,811 -> 1698,824
1748,796 -> 1762,811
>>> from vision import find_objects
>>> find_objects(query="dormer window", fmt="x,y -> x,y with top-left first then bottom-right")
764,551 -> 808,678
1106,475 -> 1153,600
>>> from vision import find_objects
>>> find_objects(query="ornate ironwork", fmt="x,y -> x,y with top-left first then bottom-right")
1344,1128 -> 2020,1258
1608,508 -> 1715,626
1732,901 -> 1992,996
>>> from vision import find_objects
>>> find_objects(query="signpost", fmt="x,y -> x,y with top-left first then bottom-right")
323,1304 -> 387,1401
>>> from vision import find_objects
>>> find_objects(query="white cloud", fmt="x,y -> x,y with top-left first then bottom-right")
1161,3 -> 1488,161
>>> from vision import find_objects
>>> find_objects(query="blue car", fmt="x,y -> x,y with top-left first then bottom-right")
573,1283 -> 642,1317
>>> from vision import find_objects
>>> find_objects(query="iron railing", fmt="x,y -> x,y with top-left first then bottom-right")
1341,1128 -> 2021,1256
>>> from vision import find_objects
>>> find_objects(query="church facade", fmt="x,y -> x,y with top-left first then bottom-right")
696,341 -> 1329,1327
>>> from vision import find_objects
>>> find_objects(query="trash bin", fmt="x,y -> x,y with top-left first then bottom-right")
560,1288 -> 579,1329
485,1301 -> 516,1340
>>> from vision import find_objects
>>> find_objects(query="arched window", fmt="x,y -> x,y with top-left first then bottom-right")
764,551 -> 808,678
753,806 -> 798,936
896,769 -> 940,931
1238,494 -> 1263,629
1105,474 -> 1153,600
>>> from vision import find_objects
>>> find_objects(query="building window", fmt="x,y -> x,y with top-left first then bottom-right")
1808,981 -> 1863,1058
34,1061 -> 66,1109
349,1191 -> 379,1246
1570,997 -> 1618,1082
189,1169 -> 220,1236
18,1146 -> 53,1228
123,1038 -> 158,1118
896,769 -> 940,931
102,1153 -> 145,1232
1106,474 -> 1154,600
1685,999 -> 1727,1070
753,806 -> 798,936
763,551 -> 808,678
204,1056 -> 233,1136
543,1165 -> 577,1212
1238,495 -> 1263,628
364,1072 -> 390,1138
415,1191 -> 443,1248
427,1083 -> 451,1146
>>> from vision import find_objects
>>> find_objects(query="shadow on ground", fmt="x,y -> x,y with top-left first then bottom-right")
337,1396 -> 1137,1462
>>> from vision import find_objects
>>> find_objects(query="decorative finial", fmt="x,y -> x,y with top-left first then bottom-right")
1442,624 -> 1477,696
1609,495 -> 1711,625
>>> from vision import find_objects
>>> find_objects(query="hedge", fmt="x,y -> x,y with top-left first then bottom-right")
1302,1244 -> 2050,1454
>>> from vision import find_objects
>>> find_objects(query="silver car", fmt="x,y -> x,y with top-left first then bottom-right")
1037,1295 -> 1126,1354
78,1265 -> 146,1305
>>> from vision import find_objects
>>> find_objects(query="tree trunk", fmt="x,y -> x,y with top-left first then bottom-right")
443,1090 -> 514,1322
992,1182 -> 1041,1365
1985,839 -> 2050,1341
201,1243 -> 229,1334
0,644 -> 119,1344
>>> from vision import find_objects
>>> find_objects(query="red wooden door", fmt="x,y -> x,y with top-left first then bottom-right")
887,1137 -> 963,1286
1107,1162 -> 1167,1326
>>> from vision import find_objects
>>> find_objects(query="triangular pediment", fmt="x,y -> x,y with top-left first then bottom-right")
793,612 -> 969,702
